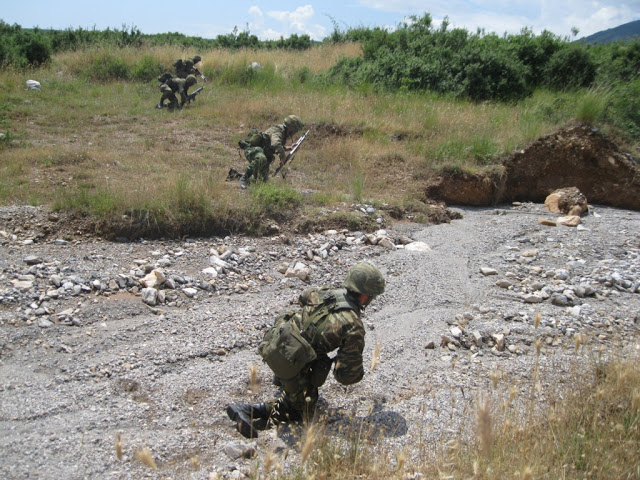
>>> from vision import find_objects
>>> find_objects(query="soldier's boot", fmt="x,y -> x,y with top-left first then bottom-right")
155,101 -> 165,109
238,174 -> 249,189
227,168 -> 243,181
226,403 -> 270,438
270,400 -> 303,424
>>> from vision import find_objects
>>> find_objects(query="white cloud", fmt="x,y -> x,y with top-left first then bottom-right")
258,5 -> 326,40
261,28 -> 283,40
268,5 -> 315,30
248,6 -> 263,17
355,0 -> 639,37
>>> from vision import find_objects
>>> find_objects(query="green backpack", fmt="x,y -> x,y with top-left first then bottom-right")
258,312 -> 317,380
257,288 -> 359,380
238,128 -> 271,150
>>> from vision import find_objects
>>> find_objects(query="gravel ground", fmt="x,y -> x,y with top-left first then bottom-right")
1,202 -> 639,479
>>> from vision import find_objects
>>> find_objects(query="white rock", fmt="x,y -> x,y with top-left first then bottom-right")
141,287 -> 158,306
450,326 -> 462,338
480,267 -> 498,276
210,256 -> 231,270
182,288 -> 198,298
26,79 -> 41,91
11,280 -> 34,291
285,262 -> 310,281
405,241 -> 431,252
523,294 -> 544,303
378,237 -> 396,250
202,267 -> 218,278
141,269 -> 166,288
492,333 -> 505,351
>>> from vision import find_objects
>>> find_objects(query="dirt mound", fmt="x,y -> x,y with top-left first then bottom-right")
426,124 -> 640,210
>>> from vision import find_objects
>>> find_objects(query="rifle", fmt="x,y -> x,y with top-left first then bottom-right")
185,86 -> 205,104
272,129 -> 310,178
194,67 -> 207,82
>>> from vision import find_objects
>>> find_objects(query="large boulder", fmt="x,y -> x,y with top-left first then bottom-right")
544,187 -> 588,215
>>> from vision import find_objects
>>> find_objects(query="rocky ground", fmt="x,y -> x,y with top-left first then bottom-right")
0,202 -> 639,479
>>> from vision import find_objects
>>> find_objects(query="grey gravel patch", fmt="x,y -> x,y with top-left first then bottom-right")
0,203 -> 638,479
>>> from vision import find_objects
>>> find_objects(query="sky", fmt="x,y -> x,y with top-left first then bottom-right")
2,1 -> 639,41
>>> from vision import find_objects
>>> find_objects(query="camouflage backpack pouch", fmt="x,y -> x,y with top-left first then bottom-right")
239,128 -> 271,150
258,312 -> 317,380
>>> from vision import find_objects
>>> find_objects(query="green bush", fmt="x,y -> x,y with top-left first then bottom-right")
458,38 -> 529,101
509,28 -> 563,86
292,66 -> 312,85
575,86 -> 610,124
0,22 -> 51,68
596,39 -> 640,84
545,44 -> 596,90
21,32 -> 51,66
132,54 -> 165,82
88,53 -> 130,81
607,78 -> 640,139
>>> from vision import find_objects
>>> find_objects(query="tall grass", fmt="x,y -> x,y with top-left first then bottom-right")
575,86 -> 611,124
254,353 -> 639,480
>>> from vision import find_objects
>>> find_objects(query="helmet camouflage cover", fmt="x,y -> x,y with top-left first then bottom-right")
284,115 -> 303,133
343,262 -> 385,298
192,55 -> 202,64
185,75 -> 197,86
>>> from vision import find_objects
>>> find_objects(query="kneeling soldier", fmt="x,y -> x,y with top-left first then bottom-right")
226,262 -> 386,438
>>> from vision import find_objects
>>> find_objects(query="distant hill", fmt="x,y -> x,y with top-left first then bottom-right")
579,19 -> 640,44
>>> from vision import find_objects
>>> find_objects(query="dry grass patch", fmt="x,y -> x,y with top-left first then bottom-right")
0,46 -> 589,237
260,353 -> 639,480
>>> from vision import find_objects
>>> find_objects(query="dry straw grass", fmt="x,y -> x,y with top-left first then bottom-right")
114,433 -> 123,461
256,349 -> 639,480
370,342 -> 382,372
248,363 -> 260,393
134,446 -> 157,470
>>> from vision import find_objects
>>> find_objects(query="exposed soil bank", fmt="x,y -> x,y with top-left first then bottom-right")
426,124 -> 640,210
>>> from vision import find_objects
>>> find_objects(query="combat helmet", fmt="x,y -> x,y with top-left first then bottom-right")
185,75 -> 197,86
192,55 -> 202,64
343,262 -> 385,298
284,115 -> 303,133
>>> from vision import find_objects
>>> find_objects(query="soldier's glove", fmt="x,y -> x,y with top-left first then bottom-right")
309,355 -> 333,388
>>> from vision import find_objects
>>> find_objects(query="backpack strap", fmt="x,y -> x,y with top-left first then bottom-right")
300,288 -> 359,335
329,288 -> 360,313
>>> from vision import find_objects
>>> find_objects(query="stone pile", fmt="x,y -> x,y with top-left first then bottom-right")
0,225 -> 425,326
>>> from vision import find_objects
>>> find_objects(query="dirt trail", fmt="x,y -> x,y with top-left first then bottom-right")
1,202 -> 639,479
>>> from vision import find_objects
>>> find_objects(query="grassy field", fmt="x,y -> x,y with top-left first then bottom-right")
0,44 -> 618,238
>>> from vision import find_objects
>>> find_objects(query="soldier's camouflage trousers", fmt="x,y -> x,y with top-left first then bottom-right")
159,84 -> 179,109
267,354 -> 333,422
243,147 -> 273,182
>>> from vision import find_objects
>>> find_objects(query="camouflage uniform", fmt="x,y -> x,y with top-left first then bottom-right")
267,287 -> 365,420
158,75 -> 196,109
239,116 -> 302,184
240,123 -> 286,182
226,262 -> 384,439
243,147 -> 272,182
173,56 -> 202,79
